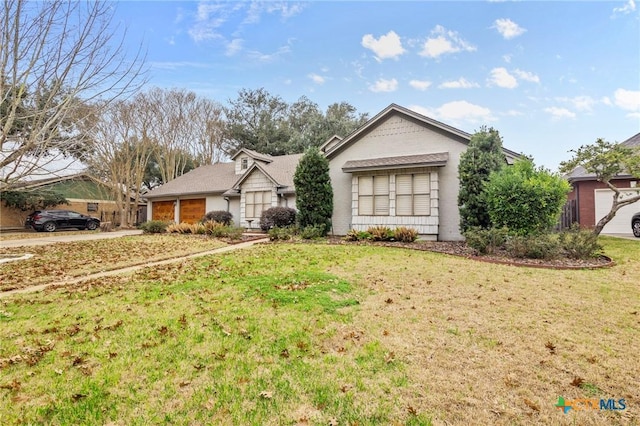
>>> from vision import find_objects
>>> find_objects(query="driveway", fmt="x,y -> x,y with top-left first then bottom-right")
0,229 -> 144,248
603,233 -> 638,240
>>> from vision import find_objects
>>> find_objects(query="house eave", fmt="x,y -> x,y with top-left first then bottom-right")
342,161 -> 447,173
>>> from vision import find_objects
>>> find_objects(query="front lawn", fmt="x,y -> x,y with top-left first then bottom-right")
0,237 -> 638,425
0,235 -> 227,292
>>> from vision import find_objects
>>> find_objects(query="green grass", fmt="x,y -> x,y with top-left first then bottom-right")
2,236 -> 639,425
0,244 -> 421,425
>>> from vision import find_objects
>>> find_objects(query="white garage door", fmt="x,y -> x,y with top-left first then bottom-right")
594,189 -> 640,234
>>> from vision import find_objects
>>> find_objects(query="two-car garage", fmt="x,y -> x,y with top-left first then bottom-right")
151,199 -> 206,224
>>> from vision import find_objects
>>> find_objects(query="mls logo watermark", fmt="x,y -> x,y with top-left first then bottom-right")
556,396 -> 627,413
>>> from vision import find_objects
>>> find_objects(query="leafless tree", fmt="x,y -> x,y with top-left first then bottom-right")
192,97 -> 225,166
84,99 -> 153,228
0,0 -> 146,189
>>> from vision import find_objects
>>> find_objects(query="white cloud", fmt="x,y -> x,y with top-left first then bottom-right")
613,0 -> 636,16
308,73 -> 325,85
361,31 -> 406,61
419,25 -> 476,59
225,39 -> 243,56
369,78 -> 398,93
493,18 -> 526,39
614,88 -> 640,112
514,69 -> 540,83
557,96 -> 597,112
244,2 -> 305,24
409,80 -> 432,91
488,67 -> 540,88
544,107 -> 576,120
246,43 -> 292,62
439,78 -> 479,89
503,54 -> 512,63
488,67 -> 518,88
189,3 -> 230,42
410,101 -> 494,124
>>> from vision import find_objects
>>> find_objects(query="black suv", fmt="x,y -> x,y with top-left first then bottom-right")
633,212 -> 640,238
25,210 -> 100,232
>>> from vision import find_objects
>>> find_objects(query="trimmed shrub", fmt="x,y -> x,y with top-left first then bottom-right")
506,233 -> 561,260
367,226 -> 394,241
202,210 -> 233,226
140,220 -> 169,234
224,226 -> 245,241
260,207 -> 297,231
268,226 -> 298,241
485,159 -> 570,236
559,225 -> 603,259
394,227 -> 419,243
463,226 -> 508,255
300,225 -> 325,240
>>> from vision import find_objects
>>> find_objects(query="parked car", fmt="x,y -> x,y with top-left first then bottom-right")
25,210 -> 101,232
633,212 -> 640,238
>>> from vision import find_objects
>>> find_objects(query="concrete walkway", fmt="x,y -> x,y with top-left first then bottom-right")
0,229 -> 144,248
0,236 -> 269,299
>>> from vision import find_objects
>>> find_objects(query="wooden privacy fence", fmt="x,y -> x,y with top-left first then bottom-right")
99,207 -> 146,227
556,199 -> 577,230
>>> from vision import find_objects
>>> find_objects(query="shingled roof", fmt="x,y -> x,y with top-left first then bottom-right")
144,162 -> 237,198
342,153 -> 449,172
230,153 -> 303,195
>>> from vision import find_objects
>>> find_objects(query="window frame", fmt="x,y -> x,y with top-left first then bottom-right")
358,175 -> 390,216
245,190 -> 271,219
395,173 -> 430,216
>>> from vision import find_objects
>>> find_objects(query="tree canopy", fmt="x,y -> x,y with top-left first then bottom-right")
223,88 -> 368,156
559,138 -> 640,235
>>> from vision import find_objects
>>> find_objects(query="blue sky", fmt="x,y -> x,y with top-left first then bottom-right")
113,1 -> 640,170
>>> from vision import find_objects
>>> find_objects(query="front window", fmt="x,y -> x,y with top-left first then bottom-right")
358,176 -> 389,216
241,157 -> 248,170
396,173 -> 430,216
245,190 -> 271,218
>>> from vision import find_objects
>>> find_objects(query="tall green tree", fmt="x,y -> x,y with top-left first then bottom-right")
559,138 -> 640,236
485,159 -> 570,235
293,147 -> 333,235
457,127 -> 506,232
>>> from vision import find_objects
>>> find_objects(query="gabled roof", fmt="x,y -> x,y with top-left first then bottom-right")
565,132 -> 640,182
319,134 -> 343,153
144,162 -> 237,198
342,153 -> 449,172
231,153 -> 303,194
323,103 -> 521,162
230,148 -> 273,163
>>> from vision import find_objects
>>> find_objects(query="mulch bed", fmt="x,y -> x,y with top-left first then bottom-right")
314,237 -> 615,270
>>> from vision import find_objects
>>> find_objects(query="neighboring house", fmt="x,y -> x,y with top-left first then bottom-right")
0,173 -> 145,229
144,149 -> 302,228
565,132 -> 640,234
144,104 -> 520,241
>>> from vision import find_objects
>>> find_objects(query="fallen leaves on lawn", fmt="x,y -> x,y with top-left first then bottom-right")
259,390 -> 273,399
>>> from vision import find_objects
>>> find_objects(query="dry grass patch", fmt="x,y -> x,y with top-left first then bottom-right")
0,235 -> 227,291
327,237 -> 638,425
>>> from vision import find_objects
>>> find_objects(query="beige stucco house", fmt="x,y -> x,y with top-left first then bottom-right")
144,104 -> 520,241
